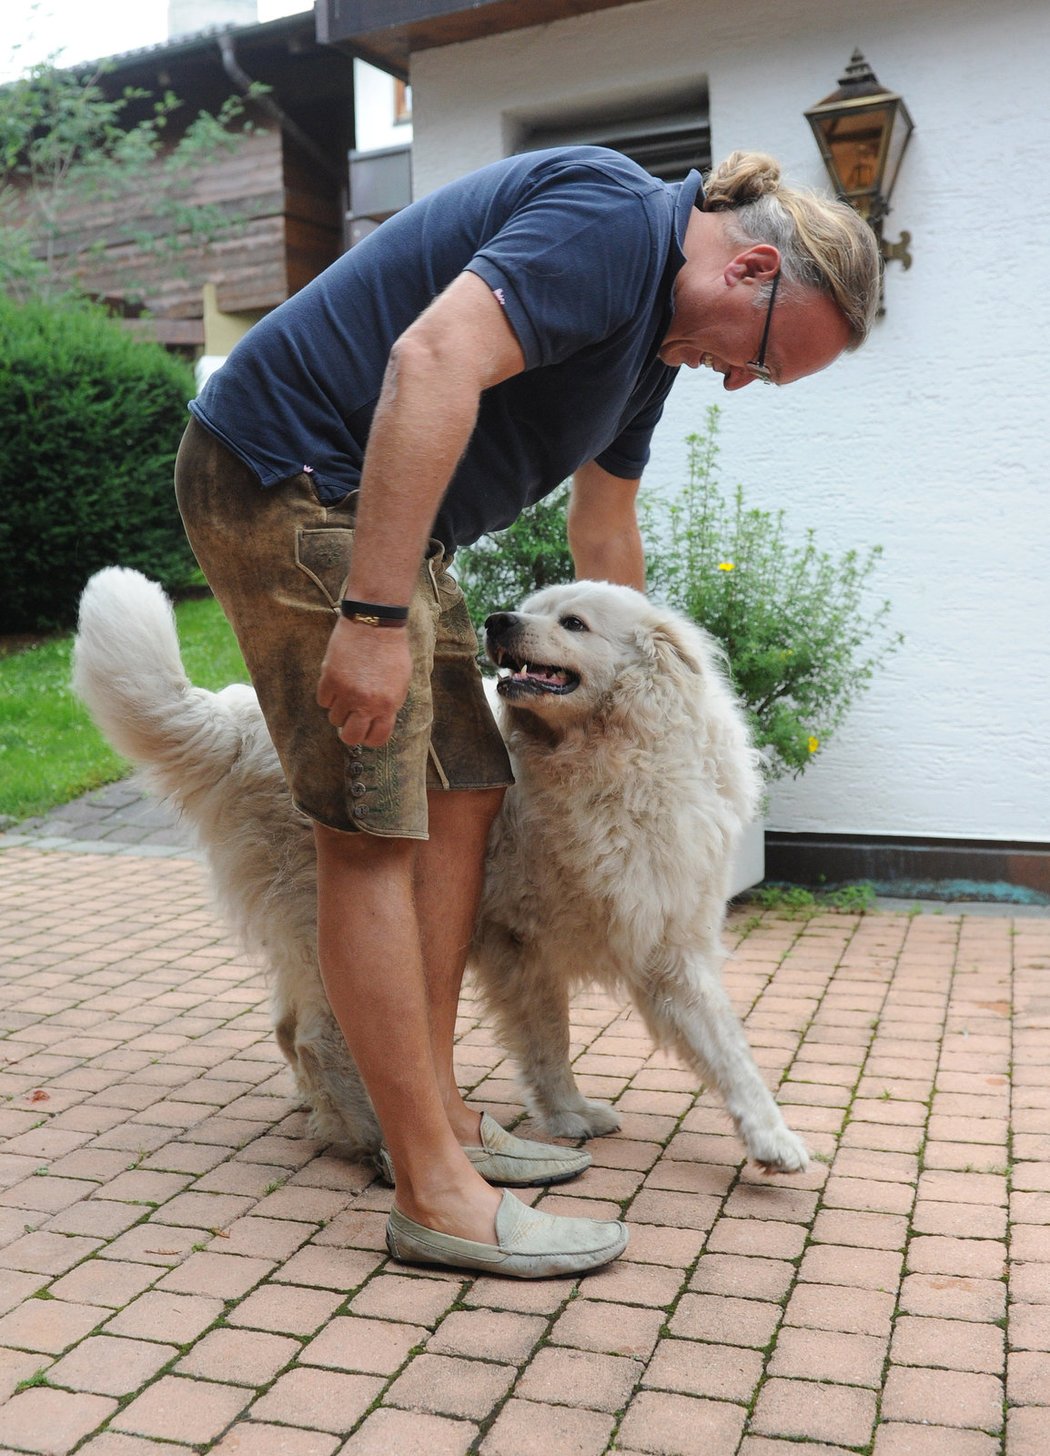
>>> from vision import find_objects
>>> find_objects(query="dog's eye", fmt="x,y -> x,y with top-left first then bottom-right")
559,615 -> 589,633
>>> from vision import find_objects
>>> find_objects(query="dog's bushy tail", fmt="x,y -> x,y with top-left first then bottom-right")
72,567 -> 247,808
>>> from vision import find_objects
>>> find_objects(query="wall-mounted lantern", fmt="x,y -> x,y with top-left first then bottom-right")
804,49 -> 915,271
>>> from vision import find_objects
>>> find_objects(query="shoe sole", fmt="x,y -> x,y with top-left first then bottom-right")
374,1152 -> 590,1190
384,1225 -> 627,1278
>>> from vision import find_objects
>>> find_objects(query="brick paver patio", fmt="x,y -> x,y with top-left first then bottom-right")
1,823 -> 1048,1454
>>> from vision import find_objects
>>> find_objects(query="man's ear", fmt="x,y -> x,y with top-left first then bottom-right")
724,243 -> 780,287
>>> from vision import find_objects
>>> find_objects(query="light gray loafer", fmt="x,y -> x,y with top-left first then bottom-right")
386,1188 -> 627,1278
376,1112 -> 591,1188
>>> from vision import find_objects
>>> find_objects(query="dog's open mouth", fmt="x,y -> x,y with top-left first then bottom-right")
491,647 -> 580,697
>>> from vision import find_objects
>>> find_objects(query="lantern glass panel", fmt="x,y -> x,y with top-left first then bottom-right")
881,100 -> 915,205
813,102 -> 894,217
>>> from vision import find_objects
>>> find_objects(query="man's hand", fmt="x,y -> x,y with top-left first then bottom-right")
316,618 -> 412,748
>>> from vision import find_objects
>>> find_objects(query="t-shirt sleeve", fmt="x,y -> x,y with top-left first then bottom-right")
595,372 -> 676,479
465,162 -> 660,371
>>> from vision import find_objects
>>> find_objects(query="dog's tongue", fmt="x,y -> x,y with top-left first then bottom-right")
514,664 -> 570,687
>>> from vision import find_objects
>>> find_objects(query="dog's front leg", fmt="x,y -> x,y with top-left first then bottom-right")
476,933 -> 621,1139
514,970 -> 623,1140
634,954 -> 809,1173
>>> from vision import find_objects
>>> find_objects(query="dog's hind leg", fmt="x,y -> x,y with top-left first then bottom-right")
272,975 -> 382,1159
633,951 -> 809,1173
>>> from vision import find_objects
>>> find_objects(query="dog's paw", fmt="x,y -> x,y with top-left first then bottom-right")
542,1100 -> 622,1140
749,1125 -> 809,1175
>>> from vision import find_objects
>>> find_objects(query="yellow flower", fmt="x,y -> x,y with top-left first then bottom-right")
807,736 -> 820,754
717,561 -> 735,572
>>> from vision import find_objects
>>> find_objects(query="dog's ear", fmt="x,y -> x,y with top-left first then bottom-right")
635,616 -> 708,681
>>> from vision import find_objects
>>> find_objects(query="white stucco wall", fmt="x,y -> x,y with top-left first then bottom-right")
408,0 -> 1050,844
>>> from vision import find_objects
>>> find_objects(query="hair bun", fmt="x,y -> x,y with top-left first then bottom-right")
704,151 -> 782,210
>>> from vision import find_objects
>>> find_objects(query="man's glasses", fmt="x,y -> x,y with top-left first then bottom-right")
746,272 -> 780,384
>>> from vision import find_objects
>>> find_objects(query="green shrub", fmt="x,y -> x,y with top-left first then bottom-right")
0,296 -> 197,632
645,407 -> 902,779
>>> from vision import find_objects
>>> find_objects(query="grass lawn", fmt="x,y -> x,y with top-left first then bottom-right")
0,594 -> 247,823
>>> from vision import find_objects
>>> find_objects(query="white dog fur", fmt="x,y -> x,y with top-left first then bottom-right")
72,568 -> 807,1174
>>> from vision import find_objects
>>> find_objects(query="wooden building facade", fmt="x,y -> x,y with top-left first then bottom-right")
16,13 -> 358,352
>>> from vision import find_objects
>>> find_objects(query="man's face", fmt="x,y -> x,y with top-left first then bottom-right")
659,247 -> 852,390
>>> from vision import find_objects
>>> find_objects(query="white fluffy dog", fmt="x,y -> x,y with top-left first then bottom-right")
475,582 -> 807,1171
73,568 -> 807,1174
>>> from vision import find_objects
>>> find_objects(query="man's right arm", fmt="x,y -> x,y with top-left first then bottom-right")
317,271 -> 526,749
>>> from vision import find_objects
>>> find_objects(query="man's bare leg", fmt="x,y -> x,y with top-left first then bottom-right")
414,787 -> 504,1143
313,822 -> 501,1244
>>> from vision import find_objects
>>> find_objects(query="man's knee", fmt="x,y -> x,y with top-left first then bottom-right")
314,820 -> 416,874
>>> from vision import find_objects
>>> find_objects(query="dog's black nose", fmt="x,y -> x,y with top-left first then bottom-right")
484,612 -> 516,638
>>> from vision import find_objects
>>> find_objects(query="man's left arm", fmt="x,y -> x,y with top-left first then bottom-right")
568,460 -> 646,591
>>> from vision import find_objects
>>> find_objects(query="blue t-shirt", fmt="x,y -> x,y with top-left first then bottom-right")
190,146 -> 702,548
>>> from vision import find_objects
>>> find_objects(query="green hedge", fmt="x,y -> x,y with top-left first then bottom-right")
0,297 -> 198,632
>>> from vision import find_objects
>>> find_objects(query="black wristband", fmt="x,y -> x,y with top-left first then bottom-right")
340,599 -> 409,628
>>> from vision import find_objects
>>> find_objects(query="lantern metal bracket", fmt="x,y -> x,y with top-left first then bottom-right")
879,229 -> 912,270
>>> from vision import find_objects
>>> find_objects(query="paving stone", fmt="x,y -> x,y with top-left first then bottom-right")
270,1244 -> 382,1292
0,1297 -> 104,1354
113,1374 -> 253,1443
339,1408 -> 476,1455
751,1377 -> 878,1447
1007,1406 -> 1050,1456
668,1292 -> 781,1348
210,1215 -> 312,1261
891,1313 -> 1005,1373
641,1338 -> 763,1403
175,1327 -> 300,1386
46,1334 -> 177,1396
349,1273 -> 462,1327
515,1345 -> 642,1411
480,1399 -> 614,1456
225,1281 -> 344,1335
155,1249 -> 273,1299
872,1426 -> 999,1456
461,1273 -> 572,1316
616,1390 -> 747,1456
103,1291 -> 224,1344
299,1314 -> 426,1375
797,1242 -> 904,1290
248,1367 -> 383,1432
785,1283 -> 897,1338
1008,1349 -> 1050,1404
549,1298 -> 665,1359
768,1325 -> 888,1385
0,1345 -> 50,1404
688,1253 -> 795,1302
385,1351 -> 516,1420
209,1423 -> 340,1456
0,1385 -> 118,1452
47,1259 -> 159,1309
427,1307 -> 546,1362
0,1230 -> 103,1276
881,1365 -> 1004,1431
